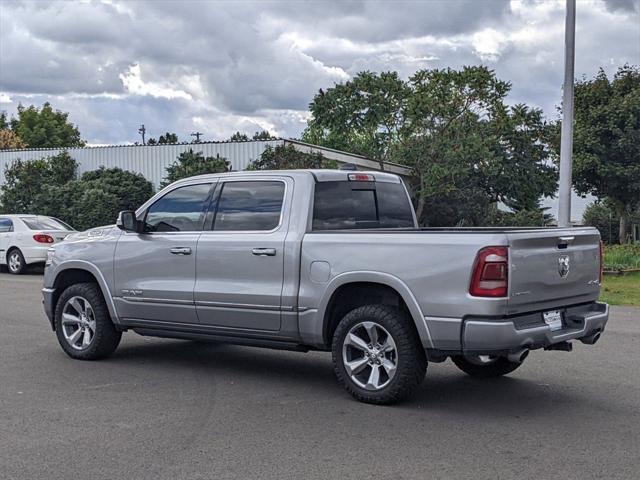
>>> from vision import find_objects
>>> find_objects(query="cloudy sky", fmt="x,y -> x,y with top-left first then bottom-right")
1,0 -> 638,145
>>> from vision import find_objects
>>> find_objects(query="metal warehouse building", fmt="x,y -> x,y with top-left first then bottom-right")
0,139 -> 409,188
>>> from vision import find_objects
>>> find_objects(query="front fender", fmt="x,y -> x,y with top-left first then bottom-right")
47,260 -> 120,325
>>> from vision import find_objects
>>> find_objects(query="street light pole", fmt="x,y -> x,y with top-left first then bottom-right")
558,0 -> 576,227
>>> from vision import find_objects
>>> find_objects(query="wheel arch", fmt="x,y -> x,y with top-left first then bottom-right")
51,261 -> 119,325
316,272 -> 433,350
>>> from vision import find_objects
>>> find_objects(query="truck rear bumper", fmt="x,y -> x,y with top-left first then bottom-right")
462,302 -> 608,354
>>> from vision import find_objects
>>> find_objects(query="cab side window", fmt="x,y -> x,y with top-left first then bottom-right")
0,218 -> 13,233
212,181 -> 285,231
145,184 -> 212,232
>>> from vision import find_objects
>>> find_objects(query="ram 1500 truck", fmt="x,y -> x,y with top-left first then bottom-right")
43,169 -> 609,404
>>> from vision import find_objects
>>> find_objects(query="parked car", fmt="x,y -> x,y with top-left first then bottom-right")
0,215 -> 74,274
42,170 -> 608,404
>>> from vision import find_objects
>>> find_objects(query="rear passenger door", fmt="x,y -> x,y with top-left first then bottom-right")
194,178 -> 290,331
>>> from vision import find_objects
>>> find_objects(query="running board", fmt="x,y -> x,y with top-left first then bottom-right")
132,327 -> 310,352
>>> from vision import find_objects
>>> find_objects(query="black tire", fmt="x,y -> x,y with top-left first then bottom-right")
451,355 -> 523,378
54,282 -> 122,360
7,248 -> 26,275
332,305 -> 427,405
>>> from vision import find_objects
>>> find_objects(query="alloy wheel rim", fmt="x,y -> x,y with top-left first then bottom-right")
342,321 -> 398,391
8,253 -> 21,272
61,296 -> 96,350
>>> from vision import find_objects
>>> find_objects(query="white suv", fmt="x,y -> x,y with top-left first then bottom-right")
0,215 -> 74,274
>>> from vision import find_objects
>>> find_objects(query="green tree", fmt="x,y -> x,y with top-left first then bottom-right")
80,167 -> 154,213
0,153 -> 154,229
0,152 -> 78,213
0,130 -> 26,149
583,200 -> 621,244
304,71 -> 409,170
303,67 -> 557,226
9,103 -> 84,148
247,144 -> 336,170
228,132 -> 250,142
162,149 -> 231,187
148,132 -> 179,145
252,130 -> 277,141
570,65 -> 640,243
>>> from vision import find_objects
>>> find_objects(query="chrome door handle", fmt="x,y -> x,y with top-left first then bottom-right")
252,248 -> 276,256
170,247 -> 192,255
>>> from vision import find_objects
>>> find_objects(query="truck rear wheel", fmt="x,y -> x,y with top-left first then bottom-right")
54,282 -> 122,360
332,305 -> 426,405
451,355 -> 523,378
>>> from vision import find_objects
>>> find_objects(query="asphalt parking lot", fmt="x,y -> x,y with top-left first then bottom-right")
0,271 -> 638,480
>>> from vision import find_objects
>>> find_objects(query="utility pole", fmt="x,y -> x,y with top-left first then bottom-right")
190,132 -> 203,143
138,124 -> 146,145
558,0 -> 576,227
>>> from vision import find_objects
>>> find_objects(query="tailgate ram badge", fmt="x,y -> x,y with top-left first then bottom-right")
558,255 -> 570,278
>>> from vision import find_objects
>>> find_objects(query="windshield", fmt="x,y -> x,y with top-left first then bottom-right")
20,217 -> 74,231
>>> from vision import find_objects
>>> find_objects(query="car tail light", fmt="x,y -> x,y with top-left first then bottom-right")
33,234 -> 54,244
599,240 -> 604,284
348,173 -> 375,182
469,246 -> 509,297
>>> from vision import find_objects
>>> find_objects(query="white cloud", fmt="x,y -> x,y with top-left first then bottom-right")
0,0 -> 637,143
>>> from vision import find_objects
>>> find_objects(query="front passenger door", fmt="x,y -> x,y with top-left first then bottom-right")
113,182 -> 214,325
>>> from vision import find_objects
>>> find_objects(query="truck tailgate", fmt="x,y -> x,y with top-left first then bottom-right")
506,228 -> 601,315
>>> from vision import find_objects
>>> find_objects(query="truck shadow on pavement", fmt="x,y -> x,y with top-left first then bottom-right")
110,338 -> 588,416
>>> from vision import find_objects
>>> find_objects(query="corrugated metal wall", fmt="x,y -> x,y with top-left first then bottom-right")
0,140 -> 283,187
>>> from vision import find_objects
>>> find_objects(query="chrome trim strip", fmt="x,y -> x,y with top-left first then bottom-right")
196,300 -> 293,312
121,296 -> 193,305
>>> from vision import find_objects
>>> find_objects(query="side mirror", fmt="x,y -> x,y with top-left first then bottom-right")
117,211 -> 143,233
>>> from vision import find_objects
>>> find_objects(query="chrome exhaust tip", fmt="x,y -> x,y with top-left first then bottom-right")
580,331 -> 601,345
507,348 -> 529,363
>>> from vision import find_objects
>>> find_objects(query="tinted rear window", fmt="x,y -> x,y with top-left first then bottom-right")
312,181 -> 415,230
20,217 -> 72,231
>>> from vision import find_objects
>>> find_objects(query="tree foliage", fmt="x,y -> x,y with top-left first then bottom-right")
583,200 -> 621,245
0,152 -> 78,213
162,149 -> 231,187
303,67 -> 557,226
147,132 -> 179,145
570,65 -> 640,243
0,153 -> 154,230
247,144 -> 336,170
0,129 -> 26,149
228,130 -> 277,142
8,103 -> 84,148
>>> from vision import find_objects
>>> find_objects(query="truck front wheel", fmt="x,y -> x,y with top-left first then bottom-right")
54,282 -> 122,360
332,305 -> 427,405
451,355 -> 523,378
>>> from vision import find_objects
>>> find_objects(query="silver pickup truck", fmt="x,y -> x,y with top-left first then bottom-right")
43,169 -> 609,404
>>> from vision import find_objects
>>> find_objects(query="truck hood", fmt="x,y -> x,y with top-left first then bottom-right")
63,225 -> 119,242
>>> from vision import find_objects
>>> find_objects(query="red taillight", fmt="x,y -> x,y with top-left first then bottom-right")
599,240 -> 604,284
33,234 -> 54,244
348,173 -> 375,182
469,246 -> 509,297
